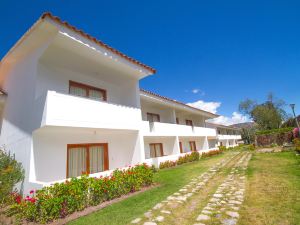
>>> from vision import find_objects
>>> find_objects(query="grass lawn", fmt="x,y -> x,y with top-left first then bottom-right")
239,151 -> 300,225
68,152 -> 230,225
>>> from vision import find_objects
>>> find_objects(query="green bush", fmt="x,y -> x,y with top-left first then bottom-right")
6,164 -> 154,223
256,127 -> 293,135
201,149 -> 223,158
159,160 -> 176,169
0,149 -> 24,205
177,151 -> 200,165
218,146 -> 227,151
293,138 -> 300,154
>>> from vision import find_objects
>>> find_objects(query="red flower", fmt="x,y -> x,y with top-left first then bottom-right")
15,195 -> 22,204
30,190 -> 34,194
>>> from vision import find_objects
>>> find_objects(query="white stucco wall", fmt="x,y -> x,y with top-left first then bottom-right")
31,127 -> 143,184
179,136 -> 208,152
143,136 -> 179,159
36,61 -> 140,108
141,102 -> 176,124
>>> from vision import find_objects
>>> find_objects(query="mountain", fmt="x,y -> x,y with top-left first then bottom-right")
229,122 -> 256,129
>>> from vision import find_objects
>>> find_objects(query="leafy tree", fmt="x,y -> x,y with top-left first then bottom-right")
239,93 -> 287,130
241,126 -> 256,144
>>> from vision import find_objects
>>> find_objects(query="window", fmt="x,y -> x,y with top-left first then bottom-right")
179,141 -> 183,153
186,119 -> 193,126
176,118 -> 179,124
149,143 -> 163,158
189,141 -> 197,151
67,143 -> 108,178
147,113 -> 160,122
69,81 -> 107,101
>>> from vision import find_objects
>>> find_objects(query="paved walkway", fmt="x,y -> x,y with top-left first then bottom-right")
130,151 -> 252,225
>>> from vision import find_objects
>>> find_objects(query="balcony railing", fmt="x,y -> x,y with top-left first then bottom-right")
142,121 -> 216,137
217,134 -> 242,140
42,91 -> 142,130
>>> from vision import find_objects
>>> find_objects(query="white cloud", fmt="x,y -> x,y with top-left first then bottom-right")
207,112 -> 251,126
192,89 -> 200,94
188,88 -> 205,96
187,100 -> 221,114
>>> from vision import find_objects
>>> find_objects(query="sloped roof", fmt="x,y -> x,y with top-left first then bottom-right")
1,12 -> 156,74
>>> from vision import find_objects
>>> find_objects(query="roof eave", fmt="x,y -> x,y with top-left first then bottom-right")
140,89 -> 219,118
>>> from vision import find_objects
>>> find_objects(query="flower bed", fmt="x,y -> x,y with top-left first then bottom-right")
159,150 -> 223,170
201,149 -> 223,158
6,164 -> 154,224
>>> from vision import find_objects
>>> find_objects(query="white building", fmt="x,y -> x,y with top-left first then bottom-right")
0,13 -> 240,193
206,122 -> 242,148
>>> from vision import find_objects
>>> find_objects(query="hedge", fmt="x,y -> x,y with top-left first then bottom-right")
6,164 -> 154,224
159,150 -> 223,169
256,127 -> 293,135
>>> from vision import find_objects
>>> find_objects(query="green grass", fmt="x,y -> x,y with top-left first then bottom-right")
239,151 -> 300,225
68,152 -> 229,225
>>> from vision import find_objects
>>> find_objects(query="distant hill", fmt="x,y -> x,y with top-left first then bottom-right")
229,122 -> 256,129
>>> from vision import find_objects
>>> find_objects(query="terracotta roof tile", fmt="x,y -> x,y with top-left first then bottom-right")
41,12 -> 156,74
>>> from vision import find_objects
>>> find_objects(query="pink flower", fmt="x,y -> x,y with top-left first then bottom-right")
30,190 -> 34,194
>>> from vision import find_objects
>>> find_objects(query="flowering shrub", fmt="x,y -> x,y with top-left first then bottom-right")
293,138 -> 300,153
201,149 -> 223,158
159,160 -> 177,169
6,164 -> 154,223
177,151 -> 200,165
0,149 -> 24,205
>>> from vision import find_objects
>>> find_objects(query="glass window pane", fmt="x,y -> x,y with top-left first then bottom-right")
150,144 -> 156,158
68,147 -> 87,178
89,89 -> 104,101
70,86 -> 86,97
89,145 -> 104,174
153,115 -> 160,122
155,144 -> 163,157
147,114 -> 154,122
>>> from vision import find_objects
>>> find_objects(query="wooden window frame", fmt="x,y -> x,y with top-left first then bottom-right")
179,141 -> 183,153
149,143 -> 164,158
66,143 -> 109,178
69,80 -> 107,101
147,112 -> 160,122
186,119 -> 193,127
189,141 -> 197,152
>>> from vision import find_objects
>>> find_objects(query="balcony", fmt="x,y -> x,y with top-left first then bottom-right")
218,134 -> 242,140
141,121 -> 216,137
42,91 -> 142,130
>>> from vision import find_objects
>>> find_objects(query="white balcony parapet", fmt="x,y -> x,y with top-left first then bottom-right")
43,91 -> 142,130
144,148 -> 218,167
217,134 -> 242,140
141,121 -> 216,137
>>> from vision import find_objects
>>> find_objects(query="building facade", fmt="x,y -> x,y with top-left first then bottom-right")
0,13 -> 241,193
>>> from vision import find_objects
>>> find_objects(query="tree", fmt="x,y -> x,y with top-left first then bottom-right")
0,149 -> 24,204
239,93 -> 287,130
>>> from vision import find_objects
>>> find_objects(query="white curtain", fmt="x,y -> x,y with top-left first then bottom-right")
89,146 -> 104,174
68,147 -> 86,178
70,86 -> 86,97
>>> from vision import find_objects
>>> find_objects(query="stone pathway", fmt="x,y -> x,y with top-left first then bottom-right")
194,152 -> 252,225
130,152 -> 241,225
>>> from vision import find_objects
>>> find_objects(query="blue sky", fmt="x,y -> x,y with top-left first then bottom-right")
1,0 -> 299,124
